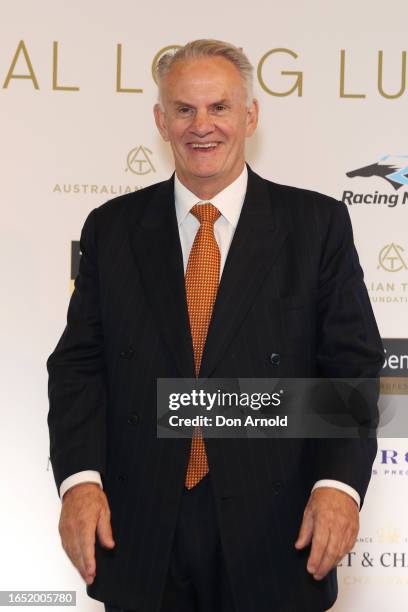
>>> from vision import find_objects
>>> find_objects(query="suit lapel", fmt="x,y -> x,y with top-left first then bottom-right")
199,166 -> 289,378
128,176 -> 196,378
128,167 -> 289,380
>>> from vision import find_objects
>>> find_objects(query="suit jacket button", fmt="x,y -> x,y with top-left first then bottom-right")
270,353 -> 281,366
118,473 -> 128,483
273,481 -> 282,494
127,412 -> 139,425
121,345 -> 135,359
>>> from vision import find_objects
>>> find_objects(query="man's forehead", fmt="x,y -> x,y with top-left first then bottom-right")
161,58 -> 246,102
168,55 -> 239,73
163,56 -> 244,87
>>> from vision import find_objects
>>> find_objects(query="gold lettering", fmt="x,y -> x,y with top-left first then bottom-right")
340,50 -> 366,98
116,44 -> 143,93
378,50 -> 407,99
257,48 -> 303,97
3,40 -> 39,89
52,42 -> 79,91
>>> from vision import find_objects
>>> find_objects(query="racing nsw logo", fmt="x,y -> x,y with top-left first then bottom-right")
347,155 -> 408,190
343,155 -> 408,207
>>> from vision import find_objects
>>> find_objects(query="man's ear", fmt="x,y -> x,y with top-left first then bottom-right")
154,103 -> 169,142
246,98 -> 259,137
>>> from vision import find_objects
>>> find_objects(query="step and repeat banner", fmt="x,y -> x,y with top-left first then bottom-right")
1,1 -> 407,610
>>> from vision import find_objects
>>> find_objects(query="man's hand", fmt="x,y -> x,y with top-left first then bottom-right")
58,483 -> 115,585
294,487 -> 359,580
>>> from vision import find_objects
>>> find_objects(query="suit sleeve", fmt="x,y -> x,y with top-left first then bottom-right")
313,200 -> 384,507
47,208 -> 107,494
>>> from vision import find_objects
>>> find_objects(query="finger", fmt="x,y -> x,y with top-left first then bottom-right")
313,511 -> 359,578
307,521 -> 329,575
337,524 -> 358,564
64,537 -> 92,583
313,528 -> 341,580
96,508 -> 115,549
347,522 -> 359,551
60,523 -> 84,574
63,510 -> 98,584
65,529 -> 95,584
78,524 -> 97,582
295,509 -> 314,549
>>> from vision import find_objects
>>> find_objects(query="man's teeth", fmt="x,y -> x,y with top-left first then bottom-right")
191,143 -> 218,148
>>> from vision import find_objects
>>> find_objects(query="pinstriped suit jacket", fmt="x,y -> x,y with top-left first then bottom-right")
47,165 -> 384,611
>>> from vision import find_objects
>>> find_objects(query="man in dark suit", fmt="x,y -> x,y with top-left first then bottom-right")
47,40 -> 384,612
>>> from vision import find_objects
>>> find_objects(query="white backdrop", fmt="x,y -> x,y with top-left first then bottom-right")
1,1 -> 408,610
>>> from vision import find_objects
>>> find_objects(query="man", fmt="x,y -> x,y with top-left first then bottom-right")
47,40 -> 384,612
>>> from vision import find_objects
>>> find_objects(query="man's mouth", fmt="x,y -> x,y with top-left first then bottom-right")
190,142 -> 220,149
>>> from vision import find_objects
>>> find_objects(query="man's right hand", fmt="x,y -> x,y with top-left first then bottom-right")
59,483 -> 115,585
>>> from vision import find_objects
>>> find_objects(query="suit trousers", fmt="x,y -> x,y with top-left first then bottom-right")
104,473 -> 236,612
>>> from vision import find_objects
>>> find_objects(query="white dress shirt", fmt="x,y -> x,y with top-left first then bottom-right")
60,165 -> 360,508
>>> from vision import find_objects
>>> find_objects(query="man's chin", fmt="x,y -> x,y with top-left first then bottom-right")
193,170 -> 220,180
185,162 -> 226,180
177,168 -> 219,183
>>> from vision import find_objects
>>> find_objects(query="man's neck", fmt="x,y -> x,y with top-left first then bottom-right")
175,163 -> 246,200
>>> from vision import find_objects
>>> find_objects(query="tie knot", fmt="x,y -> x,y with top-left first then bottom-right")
191,202 -> 221,225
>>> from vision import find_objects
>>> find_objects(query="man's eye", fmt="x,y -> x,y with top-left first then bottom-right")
178,107 -> 192,114
214,105 -> 227,112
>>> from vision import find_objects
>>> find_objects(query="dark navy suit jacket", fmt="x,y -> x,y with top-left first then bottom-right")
47,165 -> 384,611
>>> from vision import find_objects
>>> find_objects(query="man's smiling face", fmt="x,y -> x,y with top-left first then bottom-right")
154,55 -> 258,198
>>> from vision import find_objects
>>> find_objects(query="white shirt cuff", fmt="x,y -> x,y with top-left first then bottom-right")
312,479 -> 360,509
59,470 -> 102,500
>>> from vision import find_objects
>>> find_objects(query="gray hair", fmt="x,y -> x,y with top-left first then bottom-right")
155,39 -> 254,106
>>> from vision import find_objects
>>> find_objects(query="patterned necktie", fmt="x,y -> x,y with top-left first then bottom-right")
184,203 -> 221,489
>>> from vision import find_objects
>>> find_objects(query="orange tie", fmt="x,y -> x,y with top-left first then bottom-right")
184,203 -> 221,489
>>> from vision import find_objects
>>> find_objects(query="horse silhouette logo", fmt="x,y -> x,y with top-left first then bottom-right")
347,155 -> 408,190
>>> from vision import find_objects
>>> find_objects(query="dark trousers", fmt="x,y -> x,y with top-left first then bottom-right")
105,474 -> 235,612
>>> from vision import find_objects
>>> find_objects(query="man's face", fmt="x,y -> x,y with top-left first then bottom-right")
154,56 -> 258,196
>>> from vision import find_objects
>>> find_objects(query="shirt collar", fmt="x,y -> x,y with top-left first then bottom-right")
174,164 -> 248,228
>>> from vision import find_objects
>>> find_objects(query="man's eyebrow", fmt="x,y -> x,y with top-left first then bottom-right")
210,99 -> 230,106
172,99 -> 231,107
172,100 -> 194,107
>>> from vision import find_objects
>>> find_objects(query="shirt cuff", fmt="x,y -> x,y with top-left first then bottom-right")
312,479 -> 360,509
59,470 -> 103,500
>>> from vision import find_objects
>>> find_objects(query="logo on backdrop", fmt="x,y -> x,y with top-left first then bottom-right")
378,244 -> 408,272
337,520 -> 408,581
126,146 -> 156,175
373,445 -> 408,477
335,521 -> 408,588
51,146 -> 156,195
347,155 -> 408,190
380,338 -> 408,395
382,339 -> 408,377
368,242 -> 408,306
342,155 -> 408,207
3,40 -> 407,100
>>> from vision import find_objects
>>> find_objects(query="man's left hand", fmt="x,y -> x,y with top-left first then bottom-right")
294,487 -> 359,580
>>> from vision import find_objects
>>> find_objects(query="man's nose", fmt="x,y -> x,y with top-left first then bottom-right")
190,111 -> 214,136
